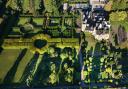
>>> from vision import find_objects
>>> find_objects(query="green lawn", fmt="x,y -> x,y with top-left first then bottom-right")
0,49 -> 21,83
35,0 -> 40,10
84,32 -> 97,51
33,18 -> 44,25
18,17 -> 44,26
22,0 -> 30,13
110,20 -> 128,47
18,17 -> 28,25
13,50 -> 33,83
0,49 -> 35,83
111,20 -> 128,32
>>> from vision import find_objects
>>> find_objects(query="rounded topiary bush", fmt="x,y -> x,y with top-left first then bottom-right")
34,39 -> 47,49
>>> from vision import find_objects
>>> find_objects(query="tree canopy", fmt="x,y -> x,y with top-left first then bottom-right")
110,11 -> 127,21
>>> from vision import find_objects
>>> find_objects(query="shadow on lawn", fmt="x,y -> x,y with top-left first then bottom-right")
119,48 -> 128,86
90,42 -> 101,83
0,0 -> 7,16
31,50 -> 62,86
20,52 -> 39,84
0,10 -> 20,54
3,49 -> 27,84
31,53 -> 52,86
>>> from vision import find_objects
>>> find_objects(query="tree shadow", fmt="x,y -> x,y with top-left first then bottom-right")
3,49 -> 27,84
0,47 -> 3,54
121,48 -> 128,74
87,47 -> 93,57
0,10 -> 20,39
31,53 -> 52,86
72,48 -> 81,84
32,48 -> 62,86
0,0 -> 8,16
20,52 -> 39,84
90,42 -> 101,83
119,48 -> 128,86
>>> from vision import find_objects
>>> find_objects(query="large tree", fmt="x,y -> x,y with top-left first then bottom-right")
110,11 -> 127,21
112,0 -> 128,10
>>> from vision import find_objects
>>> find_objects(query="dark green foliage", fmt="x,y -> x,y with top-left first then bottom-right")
34,39 -> 47,49
112,0 -> 128,10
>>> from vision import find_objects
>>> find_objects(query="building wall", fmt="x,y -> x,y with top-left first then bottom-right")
90,0 -> 107,9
